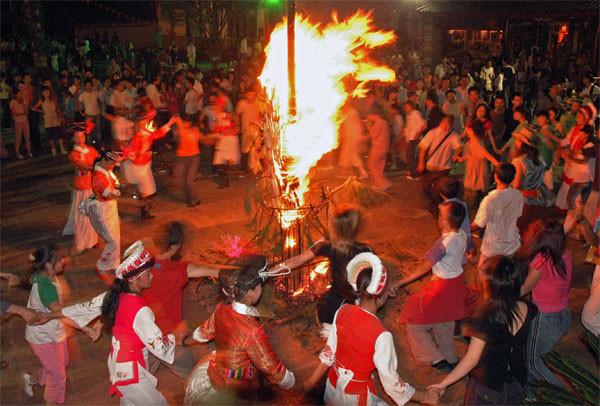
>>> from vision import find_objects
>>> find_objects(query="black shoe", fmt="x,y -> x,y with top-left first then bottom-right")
187,200 -> 201,207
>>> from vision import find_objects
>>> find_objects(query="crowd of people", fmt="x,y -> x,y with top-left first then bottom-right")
1,25 -> 599,406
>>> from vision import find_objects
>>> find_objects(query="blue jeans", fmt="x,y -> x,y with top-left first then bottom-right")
526,308 -> 571,398
465,378 -> 525,405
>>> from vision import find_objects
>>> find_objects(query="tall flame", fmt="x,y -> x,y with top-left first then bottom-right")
259,11 -> 395,228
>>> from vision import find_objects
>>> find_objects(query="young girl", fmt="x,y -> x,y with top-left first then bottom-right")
62,122 -> 99,254
23,245 -> 93,404
520,218 -> 572,399
184,255 -> 295,404
31,86 -> 66,155
428,256 -> 538,405
303,253 -> 439,406
272,204 -> 372,332
396,201 -> 476,371
47,241 -> 177,405
456,120 -> 499,207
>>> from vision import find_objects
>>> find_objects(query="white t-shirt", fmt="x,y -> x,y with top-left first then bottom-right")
25,274 -> 66,344
78,90 -> 100,115
184,89 -> 199,114
404,109 -> 426,141
418,126 -> 460,170
474,187 -> 524,257
424,230 -> 467,279
392,114 -> 404,138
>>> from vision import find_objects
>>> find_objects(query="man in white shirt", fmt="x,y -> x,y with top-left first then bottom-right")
403,101 -> 427,179
472,163 -> 524,268
453,75 -> 469,104
183,78 -> 199,122
123,78 -> 138,113
188,70 -> 204,111
78,79 -> 101,142
417,115 -> 461,198
442,90 -> 466,133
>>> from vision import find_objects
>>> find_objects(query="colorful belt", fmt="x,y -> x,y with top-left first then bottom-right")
225,364 -> 254,380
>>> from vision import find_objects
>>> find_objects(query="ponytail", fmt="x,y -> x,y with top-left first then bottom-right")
101,278 -> 130,328
30,244 -> 61,274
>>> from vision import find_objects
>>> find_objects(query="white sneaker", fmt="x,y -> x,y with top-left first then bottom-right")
51,149 -> 57,156
22,372 -> 34,397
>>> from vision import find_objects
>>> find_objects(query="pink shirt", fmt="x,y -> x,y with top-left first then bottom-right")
531,250 -> 572,313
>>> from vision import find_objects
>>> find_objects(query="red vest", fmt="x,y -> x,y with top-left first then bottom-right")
69,146 -> 98,190
328,305 -> 387,401
110,294 -> 146,396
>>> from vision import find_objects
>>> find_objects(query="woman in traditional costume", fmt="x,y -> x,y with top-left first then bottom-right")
46,241 -> 177,405
303,252 -> 438,405
183,255 -> 295,405
62,122 -> 99,254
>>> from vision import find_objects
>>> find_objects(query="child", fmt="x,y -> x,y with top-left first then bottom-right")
472,163 -> 524,267
183,255 -> 295,404
520,218 -> 572,399
437,177 -> 474,257
304,253 -> 439,406
23,245 -> 93,403
396,201 -> 476,371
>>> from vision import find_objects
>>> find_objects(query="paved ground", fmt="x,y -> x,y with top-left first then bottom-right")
0,147 -> 596,405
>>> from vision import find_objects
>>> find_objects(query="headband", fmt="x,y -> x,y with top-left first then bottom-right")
115,241 -> 154,282
346,253 -> 389,298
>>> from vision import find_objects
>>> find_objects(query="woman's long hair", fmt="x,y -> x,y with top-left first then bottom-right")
475,256 -> 524,333
470,103 -> 490,123
522,218 -> 567,279
101,278 -> 130,328
329,204 -> 360,258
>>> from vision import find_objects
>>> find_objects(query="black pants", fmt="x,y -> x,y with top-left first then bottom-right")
28,112 -> 42,151
1,99 -> 10,129
406,139 -> 420,177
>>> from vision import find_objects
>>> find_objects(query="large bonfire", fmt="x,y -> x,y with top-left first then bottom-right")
258,10 -> 396,229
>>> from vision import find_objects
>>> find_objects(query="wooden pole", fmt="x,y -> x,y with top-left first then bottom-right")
287,0 -> 296,117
